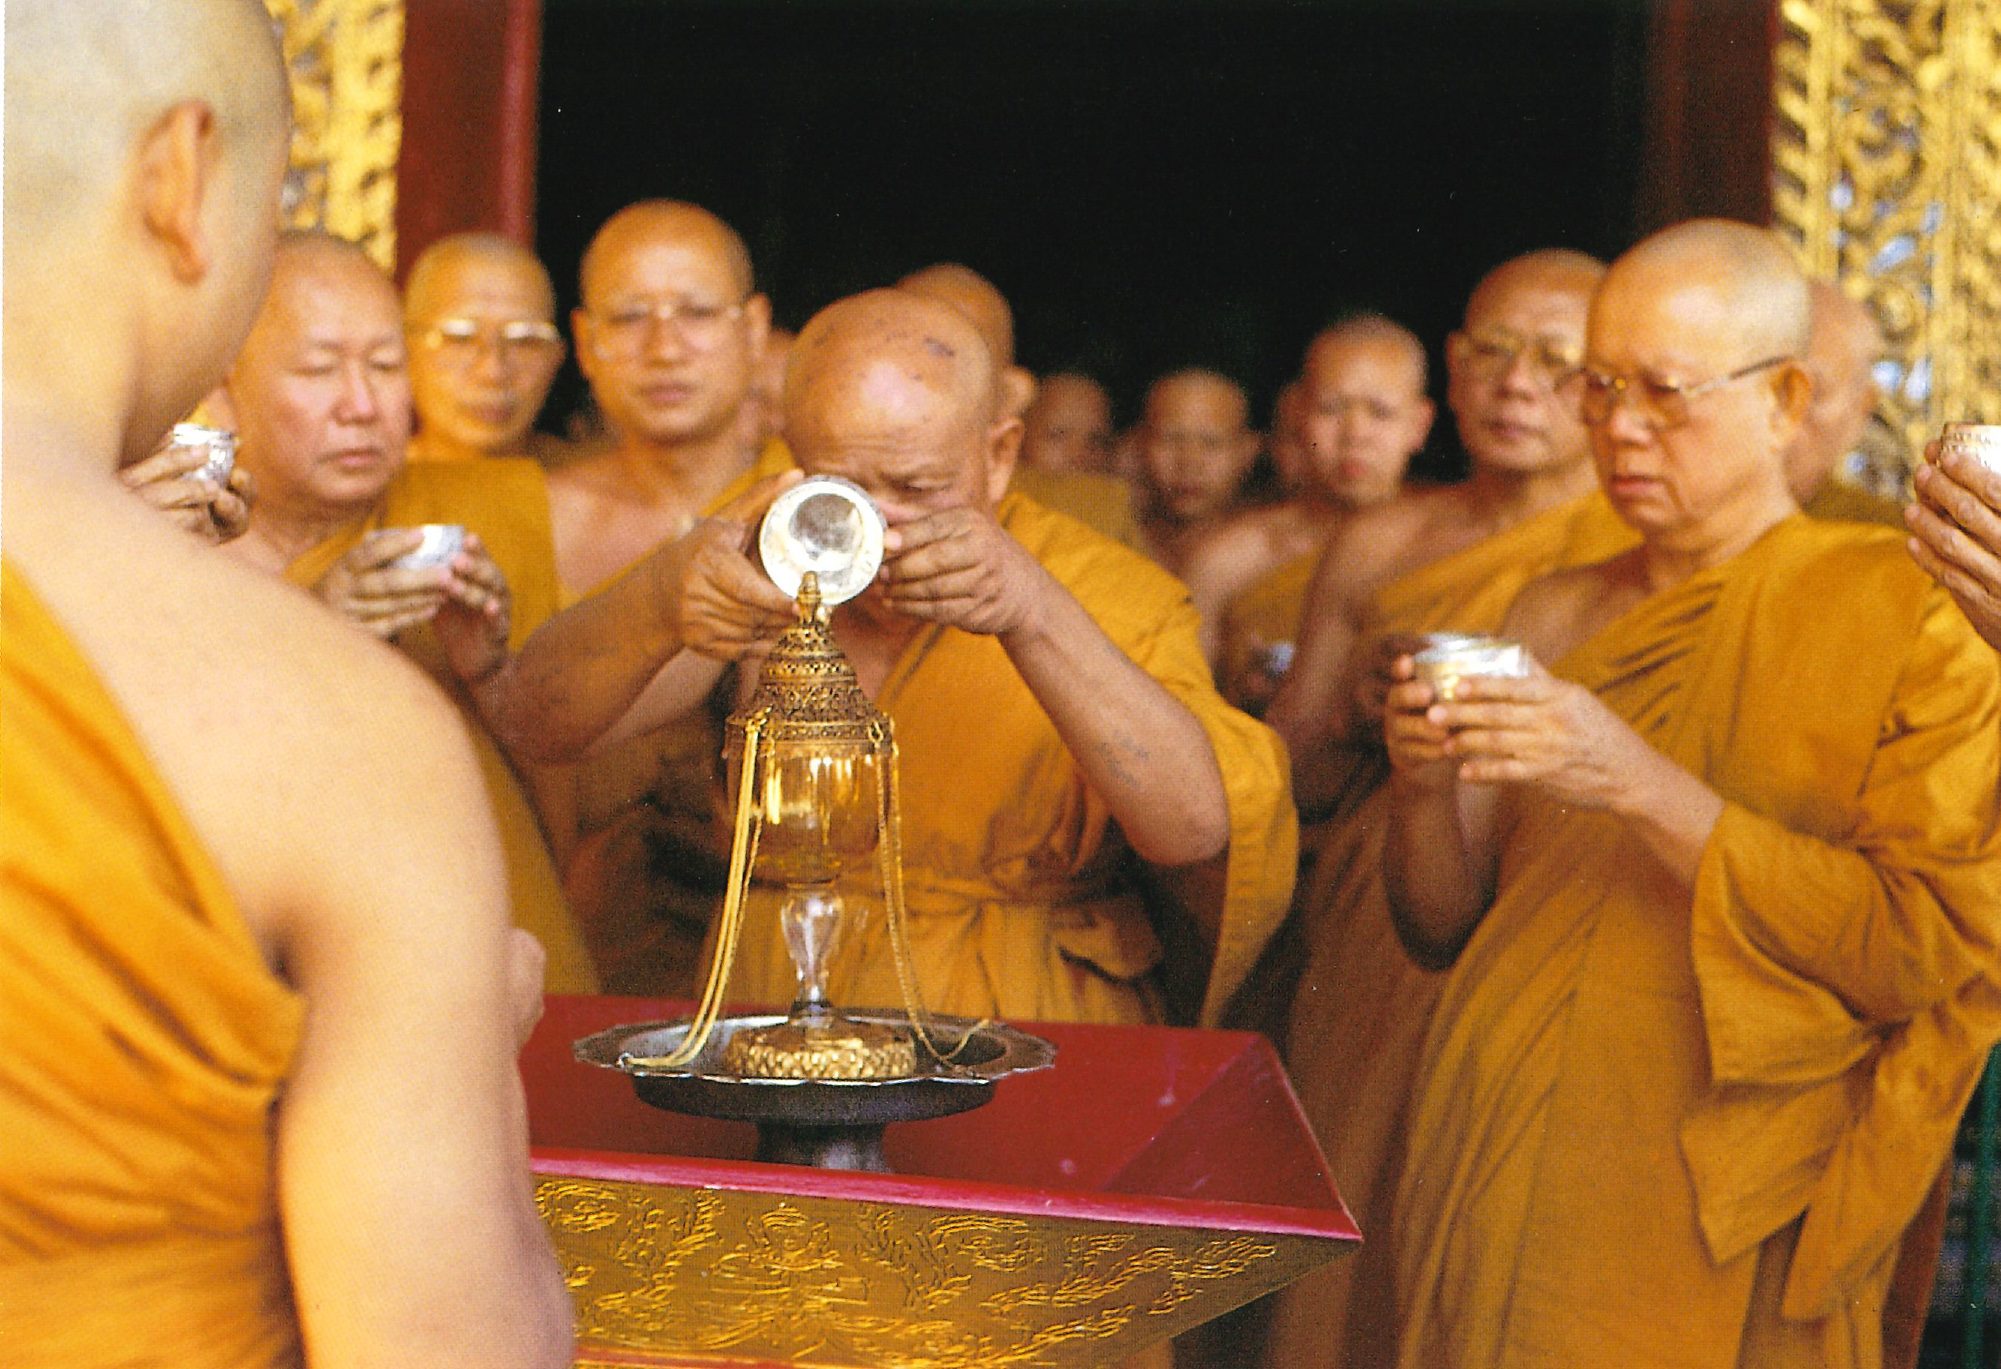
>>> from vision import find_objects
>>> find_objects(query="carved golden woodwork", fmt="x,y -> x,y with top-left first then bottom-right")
539,1175 -> 1326,1367
263,0 -> 403,271
1773,0 -> 2001,495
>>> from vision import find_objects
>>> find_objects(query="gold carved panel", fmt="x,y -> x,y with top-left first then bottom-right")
538,1175 -> 1335,1367
1773,0 -> 2001,495
263,0 -> 403,271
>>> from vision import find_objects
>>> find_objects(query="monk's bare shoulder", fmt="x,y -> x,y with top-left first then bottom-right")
30,503 -> 496,951
1503,548 -> 1647,665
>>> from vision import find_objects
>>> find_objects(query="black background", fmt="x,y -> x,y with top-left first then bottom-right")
537,0 -> 1651,478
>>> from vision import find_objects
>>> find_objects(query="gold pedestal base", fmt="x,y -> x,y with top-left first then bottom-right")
723,1017 -> 918,1080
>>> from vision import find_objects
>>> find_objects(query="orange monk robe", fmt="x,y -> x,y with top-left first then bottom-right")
1,565 -> 306,1366
563,436 -> 798,995
1260,492 -> 1637,1368
1010,466 -> 1147,553
1215,550 -> 1317,713
726,493 -> 1297,1026
1804,477 -> 1906,529
287,458 -> 597,992
1394,517 -> 2001,1369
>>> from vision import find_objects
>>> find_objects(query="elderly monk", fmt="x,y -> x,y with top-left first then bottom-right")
1790,281 -> 1903,527
1183,315 -> 1432,657
1379,220 -> 2001,1368
404,233 -> 568,466
0,2 -> 570,1365
491,288 -> 1295,1027
216,231 -> 596,994
1258,249 -> 1633,1369
1133,368 -> 1262,577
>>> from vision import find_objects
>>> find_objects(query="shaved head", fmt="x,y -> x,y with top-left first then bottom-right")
1449,248 -> 1606,475
579,201 -> 754,306
6,0 -> 290,240
1306,313 -> 1429,393
787,288 -> 999,442
1464,250 -> 1606,330
1598,219 -> 1810,362
897,263 -> 1016,367
405,233 -> 556,325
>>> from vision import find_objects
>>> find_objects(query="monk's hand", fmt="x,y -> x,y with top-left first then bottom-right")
1428,664 -> 1652,809
1355,632 -> 1427,741
1382,654 -> 1457,787
875,497 -> 1051,635
1908,439 -> 2001,651
313,527 -> 453,640
120,441 -> 248,544
434,534 -> 514,686
652,472 -> 800,659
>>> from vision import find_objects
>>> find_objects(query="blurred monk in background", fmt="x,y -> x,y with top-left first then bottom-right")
0,2 -> 570,1363
1790,280 -> 1903,527
1020,371 -> 1116,475
1185,314 -> 1431,658
216,232 -> 596,994
1382,219 -> 2001,1367
1259,248 -> 1628,1369
404,233 -> 569,466
1133,368 -> 1261,577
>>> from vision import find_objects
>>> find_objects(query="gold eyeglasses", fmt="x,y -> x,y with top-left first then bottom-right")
1580,356 -> 1791,430
419,317 -> 563,368
1454,329 -> 1583,389
589,296 -> 747,358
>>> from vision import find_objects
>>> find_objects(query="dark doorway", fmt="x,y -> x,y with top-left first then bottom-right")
537,0 -> 1648,478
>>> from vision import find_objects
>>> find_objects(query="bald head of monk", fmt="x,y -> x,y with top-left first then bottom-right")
898,262 -> 1037,421
1138,369 -> 1260,524
403,234 -> 564,461
1785,281 -> 1884,502
1585,219 -> 1810,549
784,288 -> 1018,622
1446,250 -> 1606,478
5,0 -> 293,462
573,200 -> 770,452
1021,373 -> 1114,475
1299,314 -> 1433,507
218,232 -> 412,523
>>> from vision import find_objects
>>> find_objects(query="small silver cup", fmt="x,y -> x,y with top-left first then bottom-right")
166,422 -> 236,490
1411,635 -> 1530,701
389,523 -> 467,570
1938,423 -> 2001,476
757,476 -> 886,606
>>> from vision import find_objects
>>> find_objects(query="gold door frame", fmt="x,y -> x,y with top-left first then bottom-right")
1773,0 -> 2001,495
265,0 -> 403,271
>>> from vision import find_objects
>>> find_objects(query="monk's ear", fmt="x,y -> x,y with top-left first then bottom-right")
743,293 -> 772,358
1408,395 -> 1438,450
1003,367 -> 1036,423
571,306 -> 598,379
1768,361 -> 1811,445
136,101 -> 221,283
984,414 -> 1023,504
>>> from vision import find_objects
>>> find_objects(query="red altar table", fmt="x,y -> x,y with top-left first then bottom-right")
526,996 -> 1357,1367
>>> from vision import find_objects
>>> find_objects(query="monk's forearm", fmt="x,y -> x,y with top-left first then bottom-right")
1607,749 -> 1725,887
1383,774 -> 1492,968
480,559 -> 686,762
1003,579 -> 1231,866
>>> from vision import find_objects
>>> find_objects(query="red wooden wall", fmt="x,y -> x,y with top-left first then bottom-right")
395,0 -> 543,281
1636,0 -> 1778,232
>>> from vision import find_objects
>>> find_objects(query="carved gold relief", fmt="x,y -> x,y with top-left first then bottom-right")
1773,0 -> 2001,495
536,1175 -> 1333,1367
262,0 -> 403,271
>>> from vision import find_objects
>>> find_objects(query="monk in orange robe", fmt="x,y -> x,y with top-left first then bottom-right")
1382,220 -> 2001,1367
217,232 -> 596,993
1,3 -> 569,1363
491,288 -> 1295,1028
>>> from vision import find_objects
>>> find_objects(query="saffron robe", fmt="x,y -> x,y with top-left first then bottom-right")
287,458 -> 597,993
1266,492 -> 1637,1369
1216,550 -> 1318,712
725,494 -> 1298,1026
0,564 -> 307,1367
1393,517 -> 2001,1369
1010,467 -> 1146,552
562,437 -> 797,995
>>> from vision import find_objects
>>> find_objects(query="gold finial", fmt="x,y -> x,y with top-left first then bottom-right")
797,571 -> 826,624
